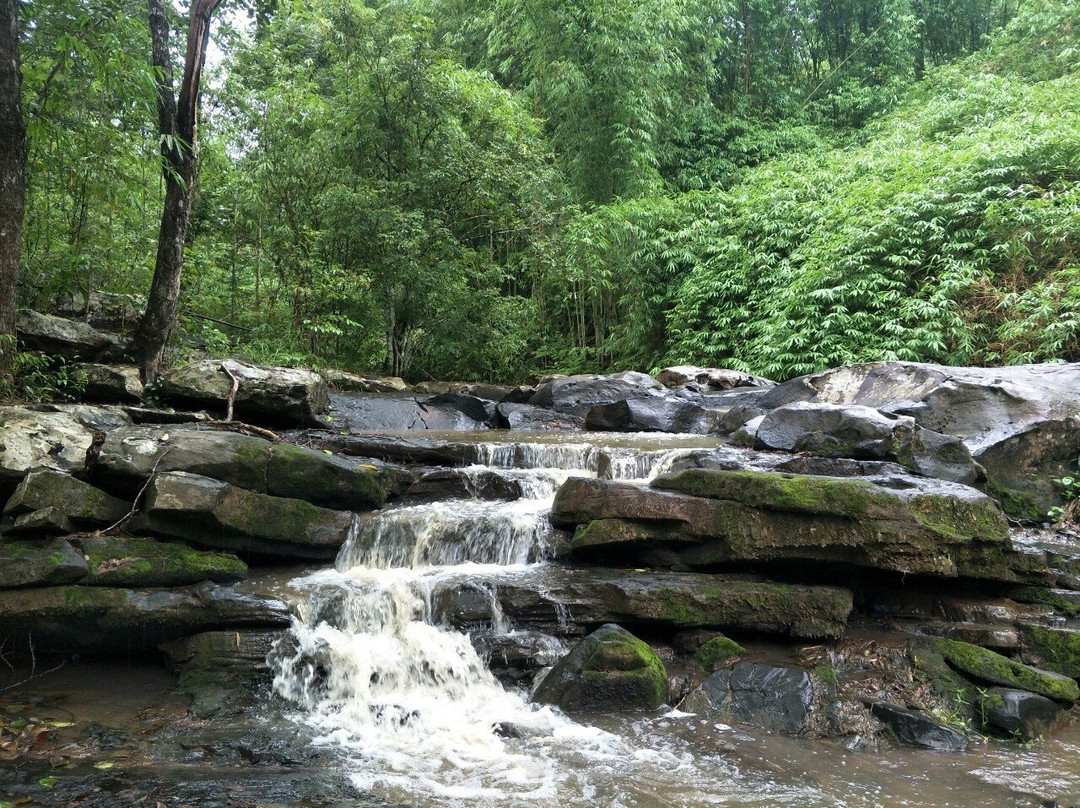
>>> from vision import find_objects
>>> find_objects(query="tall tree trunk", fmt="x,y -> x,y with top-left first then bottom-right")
0,0 -> 25,385
136,0 -> 223,383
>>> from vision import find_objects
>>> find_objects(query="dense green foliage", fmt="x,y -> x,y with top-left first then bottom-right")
13,0 -> 1080,382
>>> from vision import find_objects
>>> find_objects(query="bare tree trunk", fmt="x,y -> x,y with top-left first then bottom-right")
0,0 -> 25,385
136,0 -> 223,383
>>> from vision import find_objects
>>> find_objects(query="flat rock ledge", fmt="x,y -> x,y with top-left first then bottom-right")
552,468 -> 1038,582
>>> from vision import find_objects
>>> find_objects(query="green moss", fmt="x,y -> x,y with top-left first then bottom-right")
934,639 -> 1080,703
1019,625 -> 1080,679
1008,587 -> 1080,618
984,479 -> 1045,522
694,636 -> 745,671
580,631 -> 668,708
814,663 -> 839,697
80,537 -> 247,586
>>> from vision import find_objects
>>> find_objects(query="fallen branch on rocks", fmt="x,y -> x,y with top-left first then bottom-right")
97,447 -> 175,534
196,419 -> 281,442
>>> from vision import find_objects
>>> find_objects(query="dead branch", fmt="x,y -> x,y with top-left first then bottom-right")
222,361 -> 240,422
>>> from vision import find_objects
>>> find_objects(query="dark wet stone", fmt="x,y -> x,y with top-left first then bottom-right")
402,468 -> 522,503
529,372 -> 668,416
979,687 -> 1065,740
496,402 -> 585,431
0,539 -> 88,588
683,661 -> 816,735
870,702 -> 968,751
584,396 -> 719,434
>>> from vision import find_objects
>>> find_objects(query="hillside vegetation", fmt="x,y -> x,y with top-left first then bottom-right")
11,0 -> 1080,382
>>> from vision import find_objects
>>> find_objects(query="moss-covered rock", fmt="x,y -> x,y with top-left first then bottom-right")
531,624 -> 668,712
933,639 -> 1079,703
2,469 -> 129,536
552,470 -> 1026,580
77,536 -> 247,587
694,636 -> 746,671
266,442 -> 395,509
1019,624 -> 1080,680
0,582 -> 288,653
0,539 -> 88,588
142,471 -> 354,560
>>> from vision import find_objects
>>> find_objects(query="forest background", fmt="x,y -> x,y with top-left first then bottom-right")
9,0 -> 1080,384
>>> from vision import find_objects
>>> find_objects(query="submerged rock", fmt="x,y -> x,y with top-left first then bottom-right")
682,661 -> 818,735
157,360 -> 328,426
142,471 -> 354,560
869,702 -> 968,751
531,624 -> 668,712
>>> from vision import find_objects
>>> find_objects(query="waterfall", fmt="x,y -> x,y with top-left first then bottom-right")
270,435 -> 723,806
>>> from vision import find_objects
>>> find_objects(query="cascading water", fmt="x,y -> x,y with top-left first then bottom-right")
270,436 -> 757,806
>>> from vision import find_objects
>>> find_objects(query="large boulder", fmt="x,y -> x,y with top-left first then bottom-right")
682,661 -> 820,735
2,470 -> 129,536
156,360 -> 328,426
141,471 -> 355,559
431,567 -> 853,640
0,581 -> 288,653
758,362 -> 1080,516
496,403 -> 584,431
50,290 -> 143,332
753,402 -> 981,485
0,405 -> 131,483
529,372 -> 668,416
15,310 -> 125,361
553,469 -> 1027,581
328,393 -> 493,431
93,426 -> 398,508
531,624 -> 668,712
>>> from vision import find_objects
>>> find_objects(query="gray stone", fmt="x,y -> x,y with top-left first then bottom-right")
402,468 -> 521,504
529,372 -> 668,416
531,624 -> 668,712
322,369 -> 408,393
72,363 -> 144,403
431,567 -> 853,640
328,392 -> 492,431
754,402 -> 981,485
0,581 -> 288,653
157,360 -> 328,426
657,366 -> 775,391
552,469 -> 1025,581
758,361 -> 1080,516
0,539 -> 88,588
2,470 -> 129,536
496,402 -> 584,431
585,397 -> 719,434
50,290 -> 143,332
142,471 -> 354,560
76,536 -> 247,587
870,702 -> 968,751
978,687 -> 1064,740
0,405 -> 131,482
683,661 -> 817,735
15,309 -> 125,361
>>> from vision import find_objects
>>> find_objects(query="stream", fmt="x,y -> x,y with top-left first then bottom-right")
263,430 -> 1080,808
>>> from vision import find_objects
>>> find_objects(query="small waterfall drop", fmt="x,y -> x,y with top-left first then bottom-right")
270,433 -> 730,806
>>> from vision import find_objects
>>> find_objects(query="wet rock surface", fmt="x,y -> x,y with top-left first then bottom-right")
682,661 -> 819,735
869,702 -> 968,751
